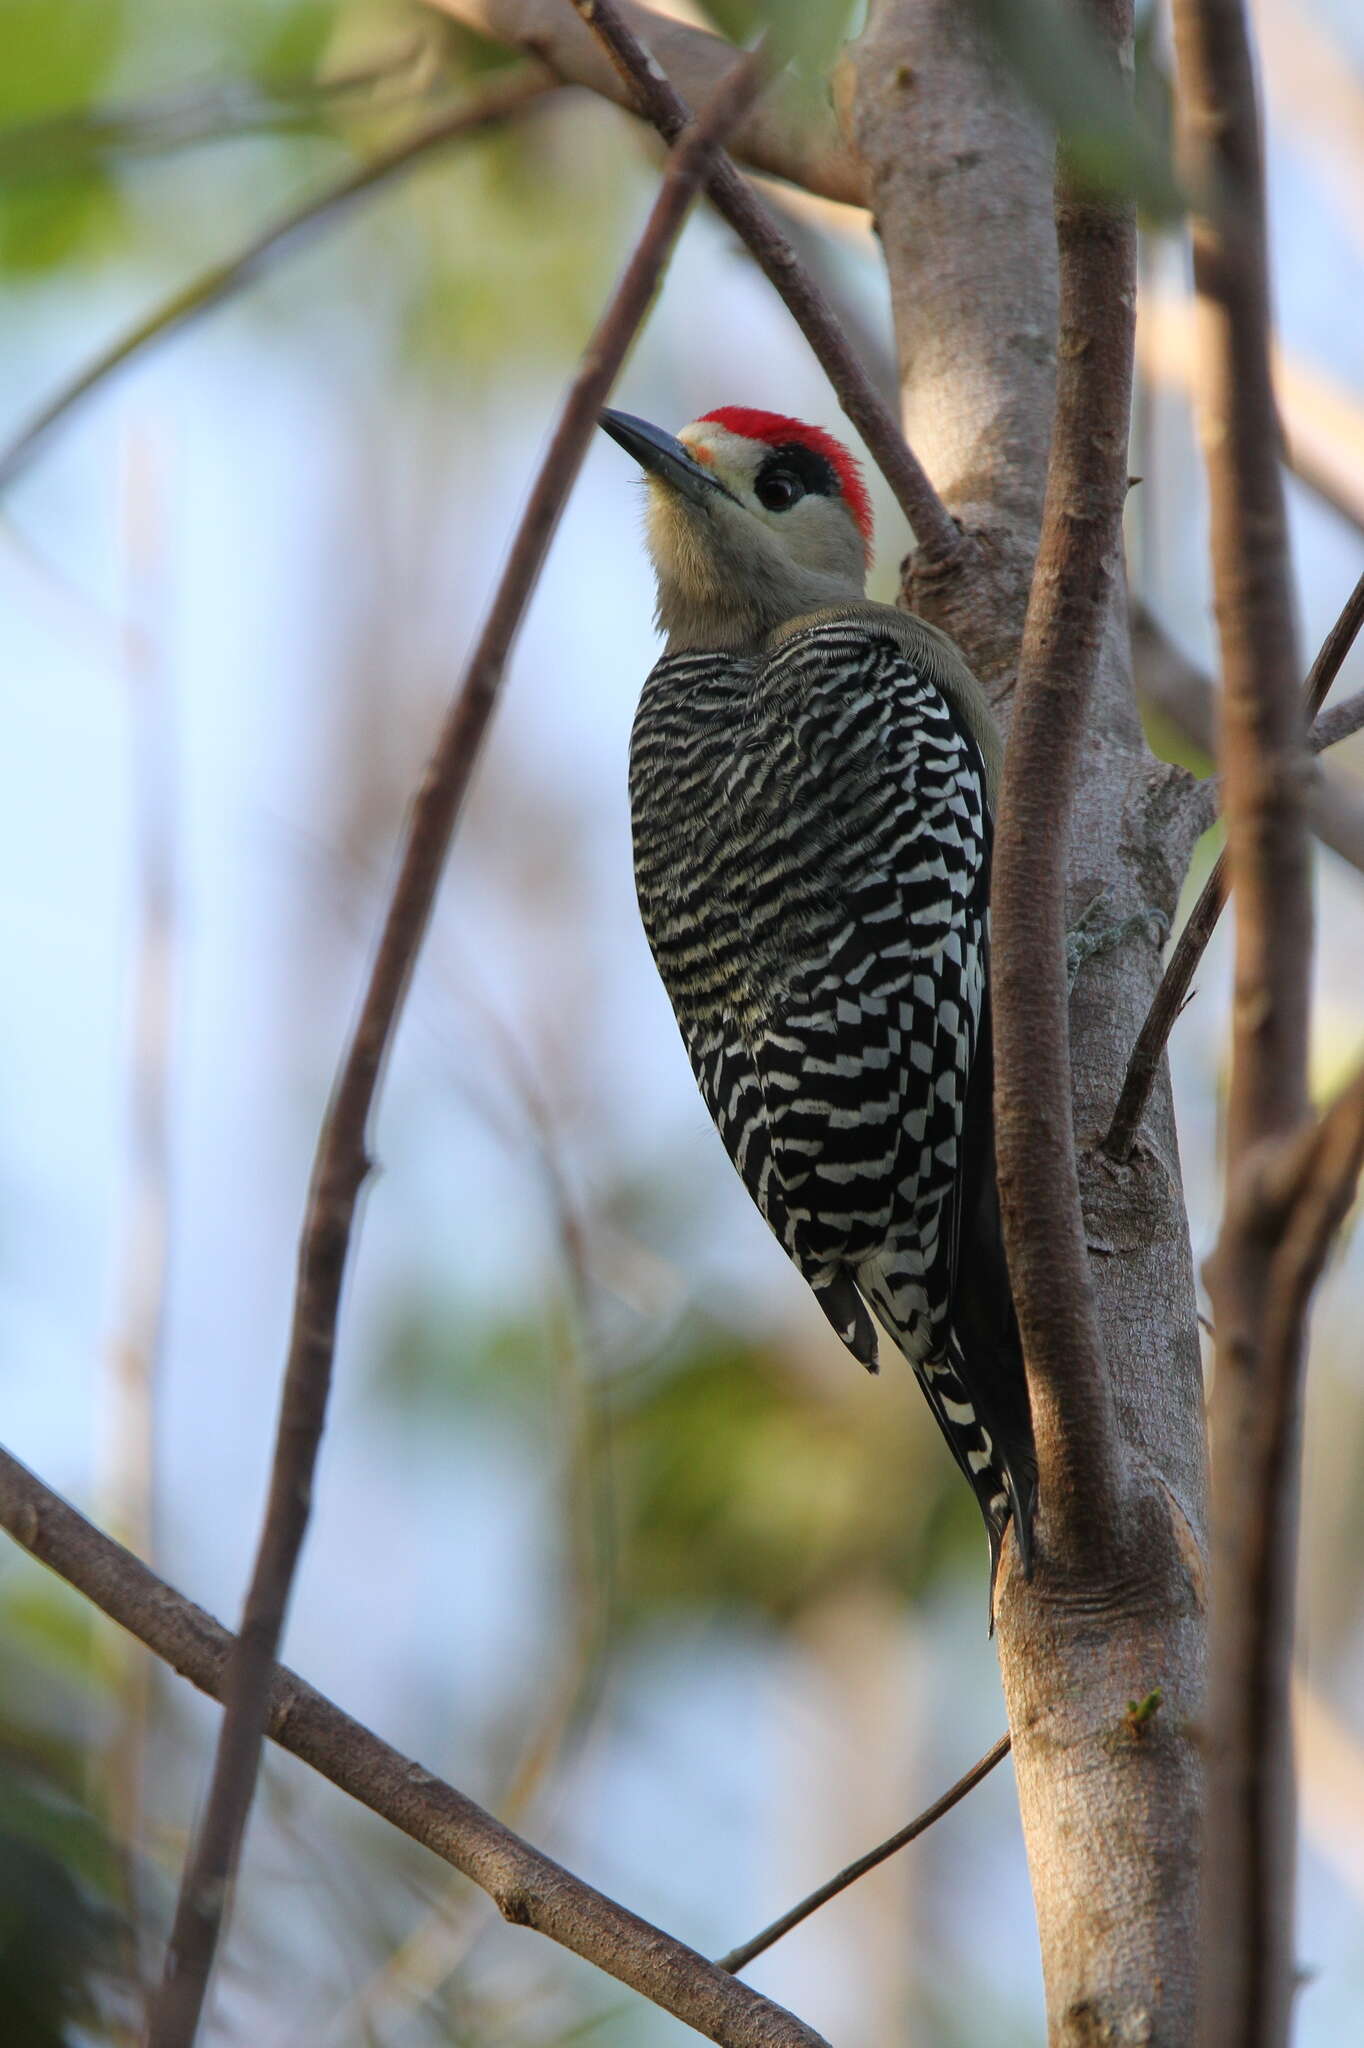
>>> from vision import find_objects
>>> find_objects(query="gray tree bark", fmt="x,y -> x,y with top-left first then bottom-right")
848,8 -> 1207,2042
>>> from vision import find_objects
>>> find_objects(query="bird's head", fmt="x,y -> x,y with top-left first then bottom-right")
600,405 -> 873,651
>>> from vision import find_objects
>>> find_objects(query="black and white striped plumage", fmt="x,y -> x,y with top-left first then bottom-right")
600,402 -> 1035,1604
630,613 -> 1036,1593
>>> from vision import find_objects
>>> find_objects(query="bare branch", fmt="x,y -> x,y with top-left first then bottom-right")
1310,688 -> 1364,755
1136,594 -> 1364,787
747,185 -> 900,410
0,68 -> 557,494
990,0 -> 1136,1562
715,1735 -> 1011,1976
0,1448 -> 830,2048
1104,858 -> 1227,1161
144,51 -> 773,2046
1251,1062 -> 1364,1332
1107,572 -> 1364,1161
1172,702 -> 1364,852
565,0 -> 965,567
1171,0 -> 1312,2035
426,0 -> 865,205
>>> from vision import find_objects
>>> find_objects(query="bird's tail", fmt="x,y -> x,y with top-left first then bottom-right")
917,1331 -> 1036,1629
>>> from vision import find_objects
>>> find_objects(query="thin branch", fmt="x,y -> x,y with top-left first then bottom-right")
565,0 -> 965,568
1301,567 -> 1364,768
0,68 -> 557,495
1310,688 -> 1364,754
145,49 -> 773,2047
715,1734 -> 1012,1976
1136,590 -> 1364,794
1106,571 -> 1364,1161
0,1448 -> 829,2048
426,0 -> 866,206
751,185 -> 900,412
990,0 -> 1136,1562
1254,1061 -> 1364,1321
1171,0 -> 1312,2037
1173,691 -> 1364,850
1104,859 -> 1227,1157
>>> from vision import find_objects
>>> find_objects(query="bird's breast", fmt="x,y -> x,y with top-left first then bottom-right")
628,651 -> 882,1031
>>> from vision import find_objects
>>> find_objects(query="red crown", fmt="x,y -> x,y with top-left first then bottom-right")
699,406 -> 874,556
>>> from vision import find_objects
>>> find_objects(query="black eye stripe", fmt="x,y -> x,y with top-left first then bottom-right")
754,442 -> 839,500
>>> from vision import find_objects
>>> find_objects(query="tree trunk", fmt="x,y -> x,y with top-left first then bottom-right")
847,7 -> 1208,2040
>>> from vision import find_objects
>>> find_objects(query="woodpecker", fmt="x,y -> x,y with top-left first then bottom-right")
601,403 -> 1036,1603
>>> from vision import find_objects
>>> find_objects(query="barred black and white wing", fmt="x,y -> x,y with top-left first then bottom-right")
630,618 -> 1035,1589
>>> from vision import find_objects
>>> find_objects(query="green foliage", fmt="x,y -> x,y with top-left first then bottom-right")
0,1783 -> 120,2048
433,14 -> 532,78
969,0 -> 1182,218
700,0 -> 860,81
610,1324 -> 979,1625
0,0 -> 129,269
370,1279 -> 984,1627
395,110 -> 632,373
371,1293 -> 556,1421
2,1581 -> 98,1690
0,0 -> 128,122
1140,701 -> 1212,777
0,1571 -> 133,2045
1,5 -> 628,430
0,1 -> 353,269
239,0 -> 337,84
1133,2 -> 1174,201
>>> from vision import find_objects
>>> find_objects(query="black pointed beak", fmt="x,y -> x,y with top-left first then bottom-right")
599,408 -> 733,509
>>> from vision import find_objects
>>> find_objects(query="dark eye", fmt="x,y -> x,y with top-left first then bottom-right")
755,468 -> 804,512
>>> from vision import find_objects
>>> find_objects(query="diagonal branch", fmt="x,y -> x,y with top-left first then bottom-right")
1255,1061 -> 1364,1329
0,1447 -> 829,2048
1138,602 -> 1364,863
990,0 -> 1136,1562
1171,0 -> 1313,2039
563,0 -> 964,568
144,48 -> 773,2048
1175,703 -> 1364,856
1309,691 -> 1364,753
1105,571 -> 1364,1161
715,1734 -> 1011,1976
426,0 -> 865,205
0,68 -> 558,495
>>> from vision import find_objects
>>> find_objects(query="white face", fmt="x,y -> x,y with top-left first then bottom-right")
663,420 -> 869,585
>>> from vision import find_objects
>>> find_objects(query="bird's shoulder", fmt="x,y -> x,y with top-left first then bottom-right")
761,604 -> 1002,809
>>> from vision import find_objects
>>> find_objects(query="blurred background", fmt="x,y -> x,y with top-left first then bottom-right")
1,1 -> 1362,2041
